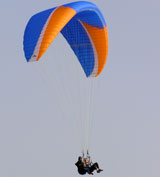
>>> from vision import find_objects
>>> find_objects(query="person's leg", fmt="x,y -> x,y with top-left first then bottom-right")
89,163 -> 98,173
91,163 -> 103,173
94,162 -> 99,169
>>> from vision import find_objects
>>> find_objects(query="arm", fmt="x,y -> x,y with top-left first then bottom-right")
86,156 -> 92,167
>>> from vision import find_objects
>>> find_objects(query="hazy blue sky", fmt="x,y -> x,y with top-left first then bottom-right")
0,0 -> 160,177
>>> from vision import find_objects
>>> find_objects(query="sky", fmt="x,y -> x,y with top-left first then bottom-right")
0,0 -> 160,177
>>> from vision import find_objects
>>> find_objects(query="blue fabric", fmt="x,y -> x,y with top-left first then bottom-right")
63,1 -> 97,12
23,8 -> 55,61
61,17 -> 94,77
76,11 -> 104,28
63,1 -> 106,28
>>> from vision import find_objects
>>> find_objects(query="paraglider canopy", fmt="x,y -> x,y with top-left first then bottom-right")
23,1 -> 109,77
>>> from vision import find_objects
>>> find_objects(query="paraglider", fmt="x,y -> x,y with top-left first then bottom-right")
23,1 -> 108,174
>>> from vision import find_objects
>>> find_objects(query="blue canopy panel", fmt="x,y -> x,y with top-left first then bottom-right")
23,8 -> 55,61
63,1 -> 106,28
61,17 -> 94,77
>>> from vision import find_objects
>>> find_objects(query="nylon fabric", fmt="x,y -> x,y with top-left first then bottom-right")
23,1 -> 108,77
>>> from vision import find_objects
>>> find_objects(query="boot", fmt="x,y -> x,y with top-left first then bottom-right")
97,169 -> 103,173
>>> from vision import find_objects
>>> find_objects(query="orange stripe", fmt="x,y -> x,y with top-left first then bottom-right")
37,6 -> 76,60
81,22 -> 109,77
